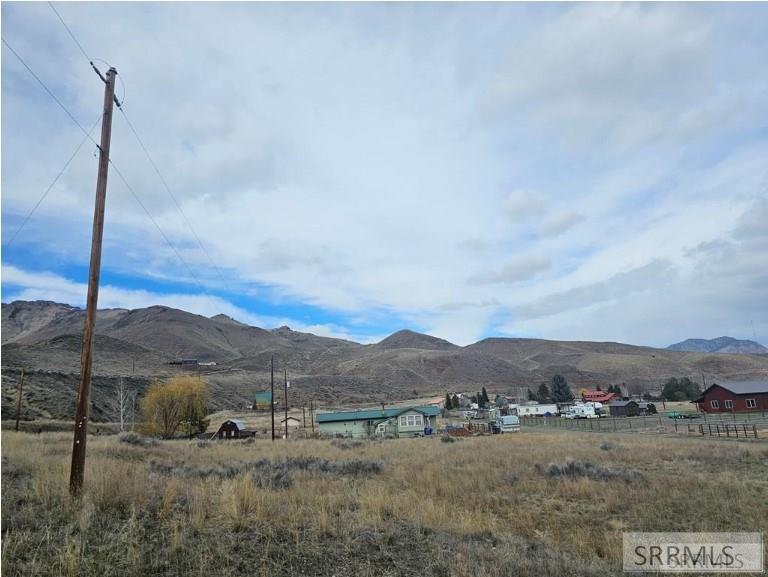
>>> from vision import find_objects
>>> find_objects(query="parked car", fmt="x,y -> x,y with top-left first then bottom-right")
665,411 -> 700,420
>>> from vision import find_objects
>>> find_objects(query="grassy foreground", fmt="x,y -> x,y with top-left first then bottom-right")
2,431 -> 767,576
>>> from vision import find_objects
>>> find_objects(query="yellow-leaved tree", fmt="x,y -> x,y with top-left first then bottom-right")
141,376 -> 208,438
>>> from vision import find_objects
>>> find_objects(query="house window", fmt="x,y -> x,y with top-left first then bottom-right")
402,414 -> 423,427
724,400 -> 733,409
746,399 -> 757,409
711,400 -> 719,409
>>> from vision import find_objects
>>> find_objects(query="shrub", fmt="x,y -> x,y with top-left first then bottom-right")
599,441 -> 619,451
118,432 -> 159,447
539,460 -> 641,483
440,435 -> 456,443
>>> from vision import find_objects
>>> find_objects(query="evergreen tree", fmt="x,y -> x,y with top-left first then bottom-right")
452,394 -> 460,409
551,374 -> 574,403
536,382 -> 551,403
596,385 -> 602,391
445,393 -> 453,410
481,387 -> 490,405
527,388 -> 538,402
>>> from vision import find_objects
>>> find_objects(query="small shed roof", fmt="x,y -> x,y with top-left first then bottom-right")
316,405 -> 440,423
254,391 -> 273,403
609,400 -> 638,407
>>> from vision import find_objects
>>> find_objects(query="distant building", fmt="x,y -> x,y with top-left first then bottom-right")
581,389 -> 617,404
316,405 -> 440,438
608,400 -> 640,417
694,381 -> 768,413
215,419 -> 252,439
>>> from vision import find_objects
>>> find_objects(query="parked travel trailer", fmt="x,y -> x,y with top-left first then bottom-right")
495,415 -> 520,432
517,403 -> 558,417
563,404 -> 599,419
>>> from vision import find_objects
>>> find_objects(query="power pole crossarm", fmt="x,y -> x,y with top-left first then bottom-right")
70,67 -> 117,496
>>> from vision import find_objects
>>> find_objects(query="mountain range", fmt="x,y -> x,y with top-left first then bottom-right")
667,337 -> 768,355
3,300 -> 767,422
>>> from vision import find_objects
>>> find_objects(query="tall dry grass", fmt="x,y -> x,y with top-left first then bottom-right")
2,429 -> 767,576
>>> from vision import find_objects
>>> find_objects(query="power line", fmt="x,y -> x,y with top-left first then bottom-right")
4,35 -> 208,294
2,37 -> 98,148
47,1 -> 91,63
3,114 -> 103,248
108,161 -> 208,293
117,107 -> 228,285
45,3 -> 226,286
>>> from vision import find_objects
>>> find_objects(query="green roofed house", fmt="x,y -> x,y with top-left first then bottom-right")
253,391 -> 273,411
316,406 -> 440,438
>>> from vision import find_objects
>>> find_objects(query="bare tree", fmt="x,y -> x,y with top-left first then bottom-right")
117,376 -> 130,432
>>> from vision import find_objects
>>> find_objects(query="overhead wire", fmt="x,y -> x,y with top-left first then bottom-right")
46,1 -> 228,287
3,113 -> 103,248
2,37 -> 98,148
2,34 -> 208,292
116,107 -> 229,285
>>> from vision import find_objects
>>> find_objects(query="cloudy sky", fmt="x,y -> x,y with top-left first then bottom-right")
2,2 -> 767,346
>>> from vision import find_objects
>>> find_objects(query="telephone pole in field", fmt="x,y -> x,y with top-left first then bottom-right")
69,67 -> 117,496
283,369 -> 289,439
270,355 -> 275,441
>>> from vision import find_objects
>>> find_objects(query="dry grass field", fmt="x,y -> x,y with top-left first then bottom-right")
2,430 -> 767,576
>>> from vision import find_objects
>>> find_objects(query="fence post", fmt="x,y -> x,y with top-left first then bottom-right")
753,425 -> 758,439
725,425 -> 730,438
716,424 -> 721,437
674,420 -> 678,433
699,424 -> 703,436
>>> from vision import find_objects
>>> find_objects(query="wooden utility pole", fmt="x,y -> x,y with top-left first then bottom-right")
69,67 -> 117,496
14,368 -> 25,431
270,355 -> 275,441
283,369 -> 289,439
118,376 -> 125,432
309,399 -> 315,433
302,406 -> 306,429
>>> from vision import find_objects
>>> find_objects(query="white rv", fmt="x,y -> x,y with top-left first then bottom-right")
563,404 -> 599,419
517,403 -> 559,417
495,415 -> 520,432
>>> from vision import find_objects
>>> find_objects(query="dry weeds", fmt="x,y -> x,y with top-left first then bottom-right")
2,430 -> 767,576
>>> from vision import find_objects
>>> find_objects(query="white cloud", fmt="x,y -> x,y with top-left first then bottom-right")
2,3 -> 767,346
471,254 -> 551,285
538,212 -> 583,237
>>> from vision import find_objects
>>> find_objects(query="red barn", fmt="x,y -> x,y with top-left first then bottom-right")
695,381 -> 768,414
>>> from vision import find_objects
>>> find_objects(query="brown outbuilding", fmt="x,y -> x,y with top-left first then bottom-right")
216,419 -> 253,439
608,400 -> 640,417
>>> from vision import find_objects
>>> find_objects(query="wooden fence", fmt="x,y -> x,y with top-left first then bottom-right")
520,412 -> 767,439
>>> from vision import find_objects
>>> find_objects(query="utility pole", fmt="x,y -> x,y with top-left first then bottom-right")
14,368 -> 25,431
309,399 -> 315,433
284,369 -> 289,439
302,406 -> 306,429
69,67 -> 117,496
270,355 -> 275,441
118,376 -> 127,432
